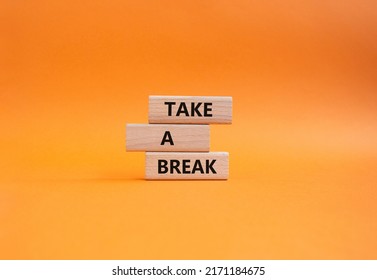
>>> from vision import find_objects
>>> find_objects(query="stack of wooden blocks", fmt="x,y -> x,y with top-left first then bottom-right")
126,96 -> 232,180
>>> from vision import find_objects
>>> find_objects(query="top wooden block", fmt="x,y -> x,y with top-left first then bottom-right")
149,96 -> 232,124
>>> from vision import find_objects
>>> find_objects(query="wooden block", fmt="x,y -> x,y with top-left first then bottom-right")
126,124 -> 210,152
149,96 -> 232,124
145,152 -> 229,180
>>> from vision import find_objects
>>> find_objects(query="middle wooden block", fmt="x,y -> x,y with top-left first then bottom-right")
126,124 -> 210,152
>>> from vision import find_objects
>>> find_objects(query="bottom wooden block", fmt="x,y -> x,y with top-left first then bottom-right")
145,152 -> 229,180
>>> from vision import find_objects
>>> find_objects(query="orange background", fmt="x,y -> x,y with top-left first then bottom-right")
1,0 -> 377,259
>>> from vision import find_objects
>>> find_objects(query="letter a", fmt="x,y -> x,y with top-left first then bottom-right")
161,131 -> 174,145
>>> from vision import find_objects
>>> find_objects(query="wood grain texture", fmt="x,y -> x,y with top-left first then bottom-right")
149,96 -> 232,124
145,152 -> 229,180
126,124 -> 210,151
